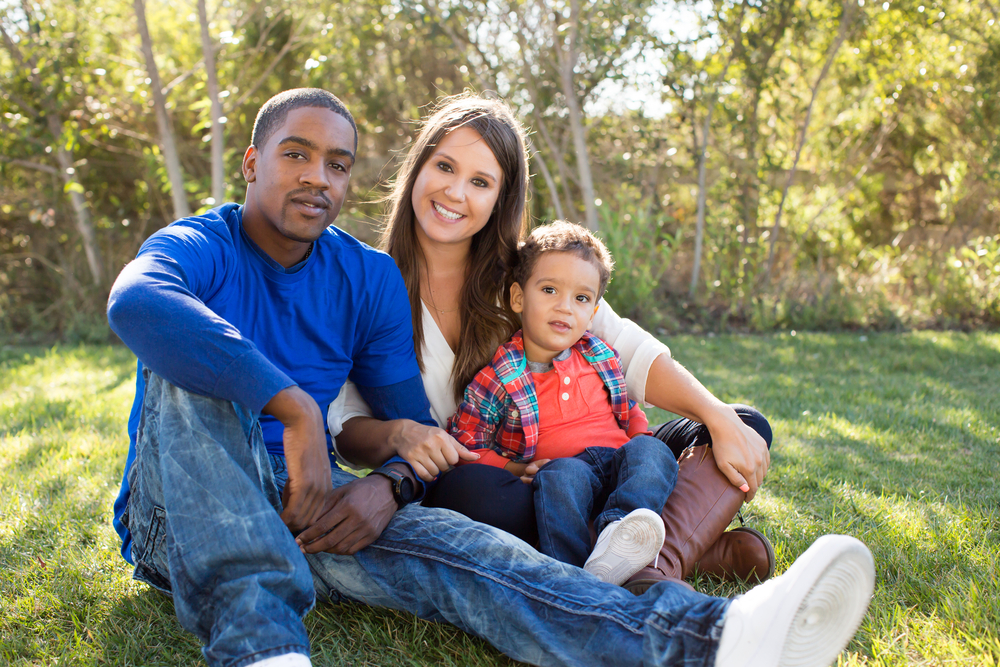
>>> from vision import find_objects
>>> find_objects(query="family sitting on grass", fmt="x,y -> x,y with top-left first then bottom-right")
107,88 -> 876,667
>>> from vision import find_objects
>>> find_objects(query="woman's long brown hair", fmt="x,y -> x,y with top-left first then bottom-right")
380,94 -> 529,400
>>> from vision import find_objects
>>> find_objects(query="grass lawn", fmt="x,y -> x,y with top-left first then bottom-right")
1,331 -> 998,666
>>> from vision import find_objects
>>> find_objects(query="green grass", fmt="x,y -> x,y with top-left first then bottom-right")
1,333 -> 998,665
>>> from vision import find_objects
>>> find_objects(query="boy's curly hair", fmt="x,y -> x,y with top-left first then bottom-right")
512,220 -> 614,298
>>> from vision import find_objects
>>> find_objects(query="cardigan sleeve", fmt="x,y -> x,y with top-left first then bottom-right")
590,299 -> 672,406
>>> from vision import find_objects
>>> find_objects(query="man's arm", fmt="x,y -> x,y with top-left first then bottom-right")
107,224 -> 293,410
262,386 -> 333,531
293,460 -> 416,555
107,220 -> 330,530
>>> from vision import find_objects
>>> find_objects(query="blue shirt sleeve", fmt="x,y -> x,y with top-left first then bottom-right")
107,214 -> 294,414
347,256 -> 424,388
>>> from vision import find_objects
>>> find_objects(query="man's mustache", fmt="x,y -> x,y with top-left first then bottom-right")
287,189 -> 334,209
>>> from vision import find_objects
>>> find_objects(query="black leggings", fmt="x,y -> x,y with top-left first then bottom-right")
422,404 -> 772,546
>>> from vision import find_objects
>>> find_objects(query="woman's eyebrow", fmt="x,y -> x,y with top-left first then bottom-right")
435,150 -> 498,184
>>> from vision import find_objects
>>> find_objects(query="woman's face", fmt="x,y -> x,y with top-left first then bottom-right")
411,126 -> 504,250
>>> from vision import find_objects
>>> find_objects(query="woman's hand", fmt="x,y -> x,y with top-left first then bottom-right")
390,420 -> 480,481
705,411 -> 770,501
506,458 -> 551,484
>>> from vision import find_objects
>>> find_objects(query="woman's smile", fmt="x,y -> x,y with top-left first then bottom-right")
432,201 -> 465,221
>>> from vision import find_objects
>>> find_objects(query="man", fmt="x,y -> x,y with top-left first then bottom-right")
108,88 -> 875,667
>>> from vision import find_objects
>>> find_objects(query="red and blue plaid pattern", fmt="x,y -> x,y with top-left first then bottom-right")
448,330 -> 634,463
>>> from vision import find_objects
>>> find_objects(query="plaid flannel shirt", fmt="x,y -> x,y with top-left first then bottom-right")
447,330 -> 635,463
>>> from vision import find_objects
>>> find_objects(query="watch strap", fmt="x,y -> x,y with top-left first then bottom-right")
368,467 -> 414,507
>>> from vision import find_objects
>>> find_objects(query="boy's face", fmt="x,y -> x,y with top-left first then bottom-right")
511,251 -> 601,363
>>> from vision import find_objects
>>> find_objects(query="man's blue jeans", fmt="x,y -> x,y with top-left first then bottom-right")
124,373 -> 729,667
534,436 -> 679,568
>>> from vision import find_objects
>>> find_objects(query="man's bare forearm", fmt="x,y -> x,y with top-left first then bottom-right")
336,416 -> 403,468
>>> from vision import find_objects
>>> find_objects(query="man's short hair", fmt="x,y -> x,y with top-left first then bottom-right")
251,88 -> 358,151
513,220 -> 614,298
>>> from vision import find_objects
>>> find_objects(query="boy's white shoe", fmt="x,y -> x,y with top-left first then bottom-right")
584,508 -> 666,586
247,654 -> 311,667
715,534 -> 875,667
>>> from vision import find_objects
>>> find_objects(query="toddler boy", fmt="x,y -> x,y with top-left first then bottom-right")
448,221 -> 677,586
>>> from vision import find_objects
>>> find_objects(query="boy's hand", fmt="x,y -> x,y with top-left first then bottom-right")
263,386 -> 332,533
391,420 -> 479,481
506,458 -> 551,484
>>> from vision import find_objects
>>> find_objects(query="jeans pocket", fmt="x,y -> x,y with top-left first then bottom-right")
133,505 -> 172,594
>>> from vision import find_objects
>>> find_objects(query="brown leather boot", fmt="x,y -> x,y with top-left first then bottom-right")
623,445 -> 775,595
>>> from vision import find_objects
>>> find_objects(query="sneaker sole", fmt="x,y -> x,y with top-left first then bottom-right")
779,537 -> 875,667
584,509 -> 666,586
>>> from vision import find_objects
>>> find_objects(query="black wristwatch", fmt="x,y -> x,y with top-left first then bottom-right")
368,466 -> 416,508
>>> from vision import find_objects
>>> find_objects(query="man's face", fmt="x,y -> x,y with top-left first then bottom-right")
242,106 -> 356,252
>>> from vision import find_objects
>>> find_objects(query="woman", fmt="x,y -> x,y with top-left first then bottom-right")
331,93 -> 775,590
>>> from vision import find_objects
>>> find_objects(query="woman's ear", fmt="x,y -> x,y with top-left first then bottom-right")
510,282 -> 524,313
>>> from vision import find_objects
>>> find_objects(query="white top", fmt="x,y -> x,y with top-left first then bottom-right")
328,299 -> 671,468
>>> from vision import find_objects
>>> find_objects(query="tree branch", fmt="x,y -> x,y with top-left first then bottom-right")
763,0 -> 855,284
1,157 -> 58,175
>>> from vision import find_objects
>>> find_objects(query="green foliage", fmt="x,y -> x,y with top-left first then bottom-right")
1,0 -> 998,334
599,185 -> 680,329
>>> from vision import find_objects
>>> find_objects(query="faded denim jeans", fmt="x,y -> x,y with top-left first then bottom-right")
124,372 -> 729,667
534,435 -> 679,568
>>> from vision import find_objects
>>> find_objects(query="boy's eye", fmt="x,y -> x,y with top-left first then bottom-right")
542,286 -> 556,294
576,294 -> 591,303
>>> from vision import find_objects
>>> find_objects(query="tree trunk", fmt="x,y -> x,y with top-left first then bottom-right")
134,0 -> 190,219
556,0 -> 598,231
689,94 -> 718,301
48,116 -> 105,287
529,141 -> 565,221
198,0 -> 225,205
764,0 -> 855,284
0,22 -> 105,286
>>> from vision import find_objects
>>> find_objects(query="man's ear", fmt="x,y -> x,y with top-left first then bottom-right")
242,145 -> 258,183
510,282 -> 524,314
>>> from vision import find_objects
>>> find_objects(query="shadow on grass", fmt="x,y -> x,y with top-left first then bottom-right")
0,397 -> 72,438
96,588 -> 204,666
91,582 -> 518,667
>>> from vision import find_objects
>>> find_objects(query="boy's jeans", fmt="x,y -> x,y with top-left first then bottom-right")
124,372 -> 727,667
533,436 -> 679,567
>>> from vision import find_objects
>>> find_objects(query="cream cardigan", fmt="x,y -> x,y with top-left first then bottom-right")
328,300 -> 670,467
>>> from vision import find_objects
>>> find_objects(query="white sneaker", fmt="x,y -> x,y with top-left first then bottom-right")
247,654 -> 312,667
584,508 -> 666,586
715,534 -> 875,667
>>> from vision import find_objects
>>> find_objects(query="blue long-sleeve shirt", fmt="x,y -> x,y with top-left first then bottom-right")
108,203 -> 433,563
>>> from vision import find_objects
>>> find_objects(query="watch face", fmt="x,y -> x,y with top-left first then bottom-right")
398,476 -> 415,503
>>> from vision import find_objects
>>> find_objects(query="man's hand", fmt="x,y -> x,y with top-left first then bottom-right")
706,411 -> 770,501
263,386 -> 332,533
505,459 -> 551,484
294,473 -> 398,555
390,420 -> 479,481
